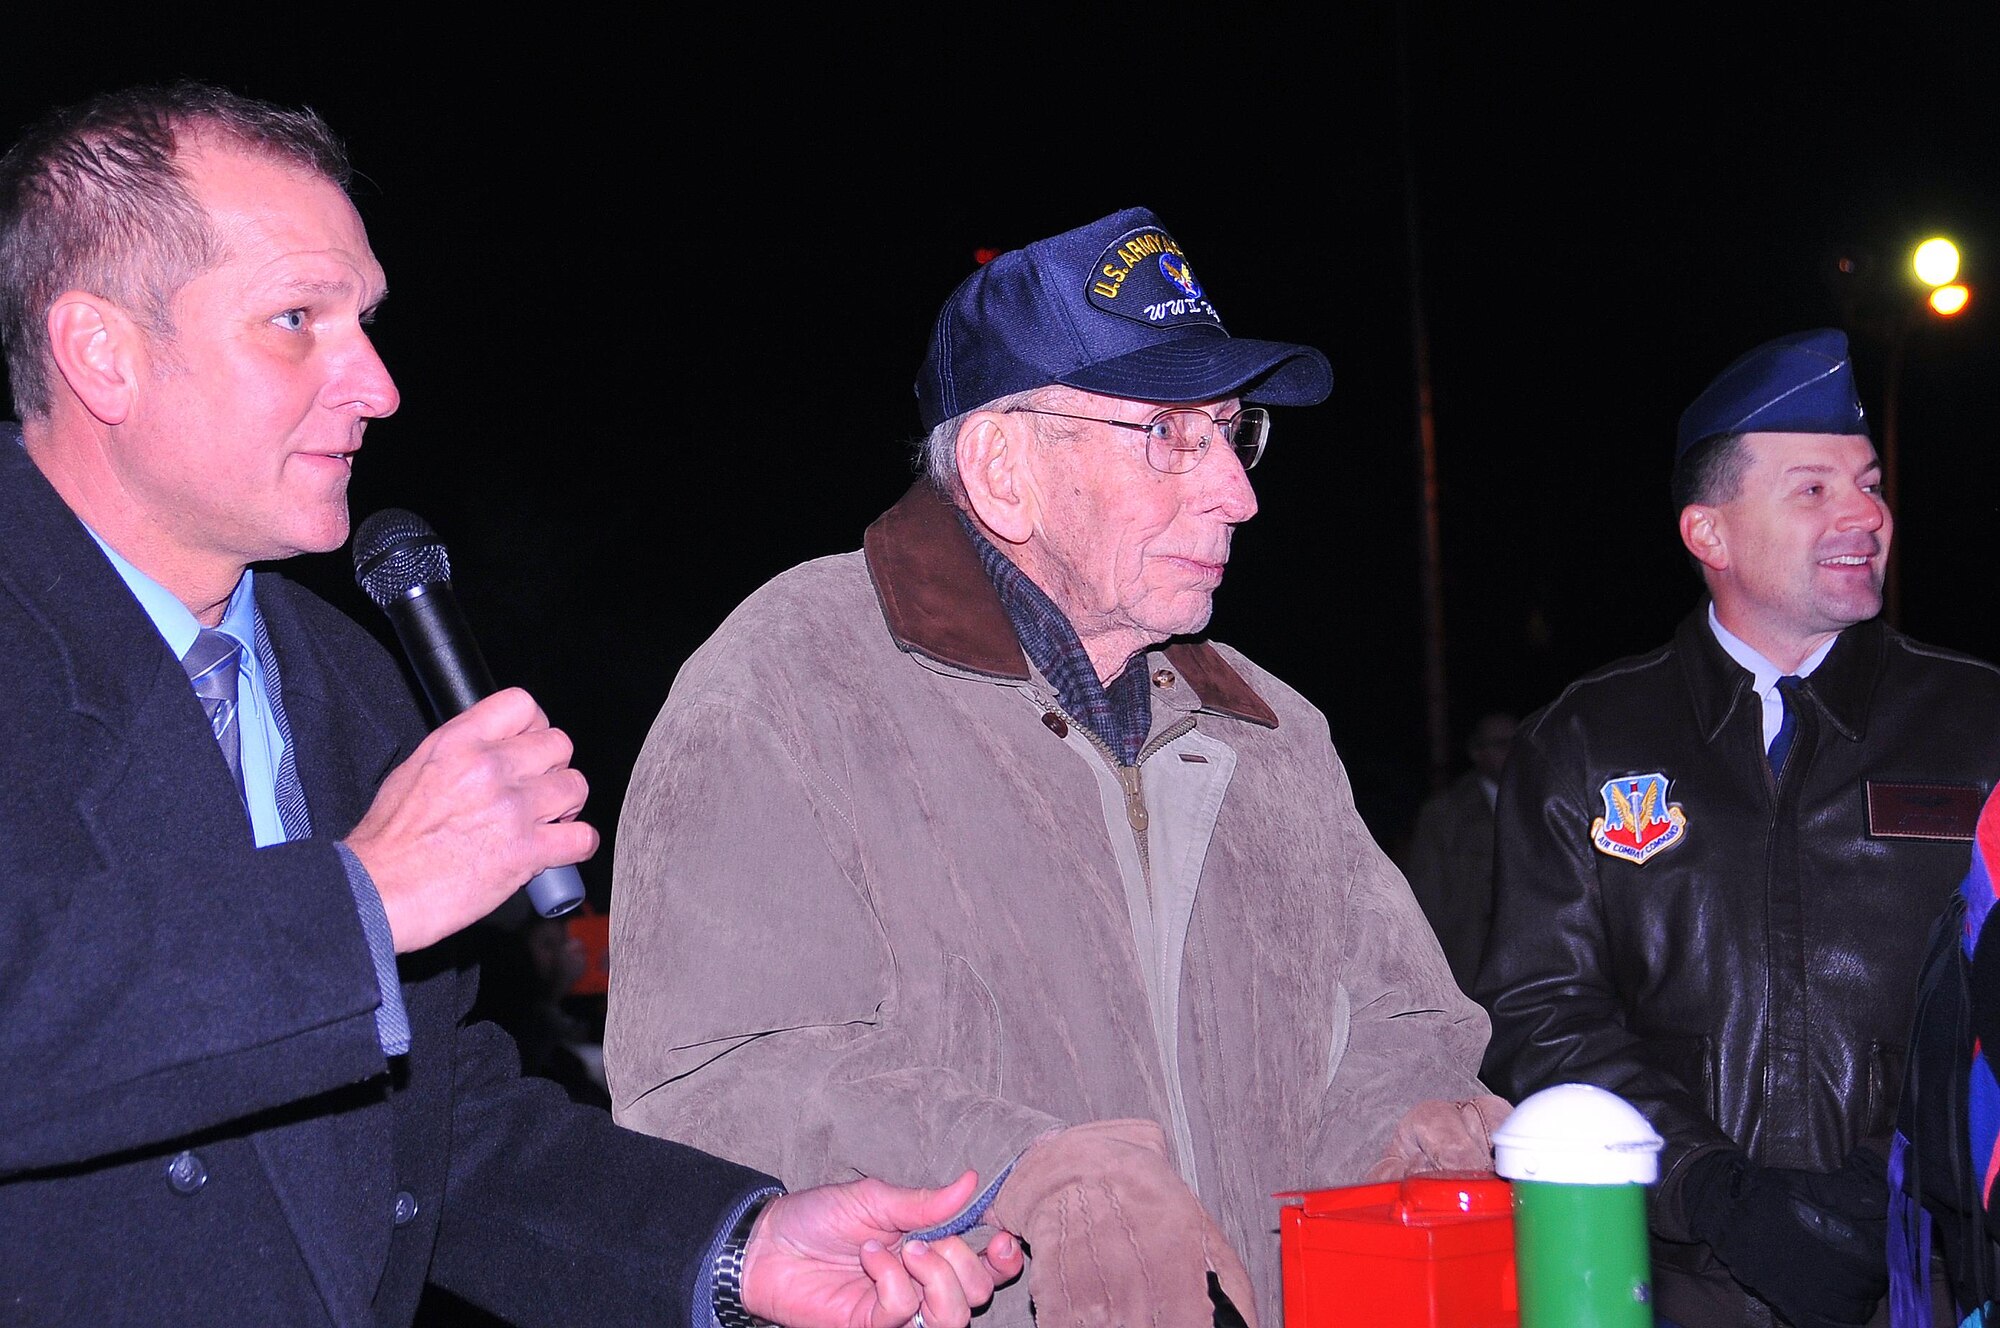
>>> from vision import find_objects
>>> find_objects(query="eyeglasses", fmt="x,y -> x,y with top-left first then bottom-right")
1006,405 -> 1270,474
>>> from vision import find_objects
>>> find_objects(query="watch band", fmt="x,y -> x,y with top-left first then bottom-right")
712,1192 -> 778,1328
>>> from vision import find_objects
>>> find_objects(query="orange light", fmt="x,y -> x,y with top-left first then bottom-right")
1929,284 -> 1971,316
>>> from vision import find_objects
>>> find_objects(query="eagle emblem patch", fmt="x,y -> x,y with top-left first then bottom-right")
1590,772 -> 1688,864
1160,252 -> 1202,298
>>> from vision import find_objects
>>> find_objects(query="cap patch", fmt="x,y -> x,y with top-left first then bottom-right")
1087,224 -> 1226,332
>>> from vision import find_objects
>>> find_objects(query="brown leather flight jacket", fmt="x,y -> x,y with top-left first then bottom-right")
1476,611 -> 2000,1325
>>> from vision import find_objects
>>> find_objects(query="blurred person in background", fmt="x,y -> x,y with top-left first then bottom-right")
1404,710 -> 1517,992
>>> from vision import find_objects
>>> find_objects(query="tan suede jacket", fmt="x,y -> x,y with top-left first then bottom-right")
606,485 -> 1490,1325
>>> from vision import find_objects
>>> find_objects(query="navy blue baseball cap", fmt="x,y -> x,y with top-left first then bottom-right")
916,207 -> 1333,429
1675,328 -> 1868,459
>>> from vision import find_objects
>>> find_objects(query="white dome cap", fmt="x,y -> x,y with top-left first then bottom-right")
1491,1083 -> 1665,1185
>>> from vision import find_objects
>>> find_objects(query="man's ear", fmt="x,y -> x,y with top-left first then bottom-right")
1679,503 -> 1728,573
957,411 -> 1043,545
47,292 -> 144,426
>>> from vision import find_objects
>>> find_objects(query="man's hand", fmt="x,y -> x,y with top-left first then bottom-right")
742,1171 -> 1023,1328
985,1118 -> 1259,1328
1366,1095 -> 1512,1181
1683,1147 -> 1888,1328
343,688 -> 596,952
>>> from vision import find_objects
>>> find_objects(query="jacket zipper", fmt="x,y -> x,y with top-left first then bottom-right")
1052,708 -> 1199,889
1046,703 -> 1205,1192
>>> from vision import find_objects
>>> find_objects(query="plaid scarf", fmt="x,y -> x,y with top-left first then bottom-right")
959,514 -> 1152,765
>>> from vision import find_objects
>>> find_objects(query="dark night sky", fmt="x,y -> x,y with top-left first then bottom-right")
8,9 -> 2000,897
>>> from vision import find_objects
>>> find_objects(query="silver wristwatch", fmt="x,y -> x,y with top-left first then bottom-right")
712,1192 -> 777,1328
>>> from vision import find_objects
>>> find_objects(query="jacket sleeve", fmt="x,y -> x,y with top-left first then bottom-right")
0,817 -> 395,1175
426,953 -> 774,1326
1472,716 -> 1733,1231
1304,755 -> 1494,1183
606,691 -> 1060,1197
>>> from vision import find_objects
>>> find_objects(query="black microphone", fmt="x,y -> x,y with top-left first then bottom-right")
351,508 -> 585,919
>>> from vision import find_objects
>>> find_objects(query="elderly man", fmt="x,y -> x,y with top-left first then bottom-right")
1476,329 -> 2000,1328
608,207 -> 1503,1328
0,83 -> 1014,1328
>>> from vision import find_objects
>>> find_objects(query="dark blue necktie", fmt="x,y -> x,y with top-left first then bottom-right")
1768,675 -> 1804,778
182,629 -> 244,800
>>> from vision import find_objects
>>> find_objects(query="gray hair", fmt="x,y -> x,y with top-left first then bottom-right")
916,385 -> 1072,498
0,82 -> 351,419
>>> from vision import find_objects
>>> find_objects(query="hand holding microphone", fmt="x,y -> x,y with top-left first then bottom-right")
344,510 -> 589,946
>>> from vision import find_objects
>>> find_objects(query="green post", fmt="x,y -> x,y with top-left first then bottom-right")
1510,1178 -> 1654,1325
1493,1084 -> 1665,1328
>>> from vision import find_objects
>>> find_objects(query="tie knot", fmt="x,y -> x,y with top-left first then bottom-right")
182,629 -> 242,702
1775,674 -> 1804,699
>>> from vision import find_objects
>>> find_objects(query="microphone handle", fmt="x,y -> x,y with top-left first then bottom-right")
524,865 -> 586,919
384,581 -> 585,918
389,581 -> 496,718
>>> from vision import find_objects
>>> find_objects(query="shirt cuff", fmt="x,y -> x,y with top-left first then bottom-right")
333,842 -> 412,1057
700,1185 -> 784,1328
906,1157 -> 1018,1241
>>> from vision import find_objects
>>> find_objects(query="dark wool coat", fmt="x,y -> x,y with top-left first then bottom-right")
0,437 -> 768,1326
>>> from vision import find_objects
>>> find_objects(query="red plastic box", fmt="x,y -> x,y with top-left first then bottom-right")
1277,1173 -> 1518,1327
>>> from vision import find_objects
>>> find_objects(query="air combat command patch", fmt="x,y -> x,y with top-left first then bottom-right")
1591,772 -> 1688,864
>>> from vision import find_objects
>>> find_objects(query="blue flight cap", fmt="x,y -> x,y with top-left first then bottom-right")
916,207 -> 1333,430
1675,328 -> 1868,459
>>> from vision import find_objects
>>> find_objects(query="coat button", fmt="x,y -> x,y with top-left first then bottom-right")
165,1149 -> 207,1195
1041,712 -> 1068,738
1152,669 -> 1176,689
393,1190 -> 419,1227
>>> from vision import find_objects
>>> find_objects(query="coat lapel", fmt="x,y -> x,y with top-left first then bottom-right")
249,579 -> 406,1324
0,440 -> 185,758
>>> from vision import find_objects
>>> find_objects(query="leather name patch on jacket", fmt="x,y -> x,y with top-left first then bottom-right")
1866,782 -> 1984,841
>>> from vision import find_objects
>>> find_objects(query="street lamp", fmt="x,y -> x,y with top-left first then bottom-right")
1830,232 -> 1973,625
1914,237 -> 1960,287
1913,236 -> 1971,318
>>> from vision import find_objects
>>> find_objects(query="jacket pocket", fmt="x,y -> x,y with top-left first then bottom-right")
1642,1032 -> 1718,1122
1865,1039 -> 1907,1146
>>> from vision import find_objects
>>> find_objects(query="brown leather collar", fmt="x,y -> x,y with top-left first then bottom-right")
862,482 -> 1279,728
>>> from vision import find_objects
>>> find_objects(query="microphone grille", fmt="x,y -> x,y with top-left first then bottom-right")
352,508 -> 453,607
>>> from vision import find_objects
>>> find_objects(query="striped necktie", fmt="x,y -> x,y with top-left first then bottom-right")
182,629 -> 244,800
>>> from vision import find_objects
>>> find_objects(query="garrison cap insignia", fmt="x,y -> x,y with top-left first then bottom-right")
1590,772 -> 1688,864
